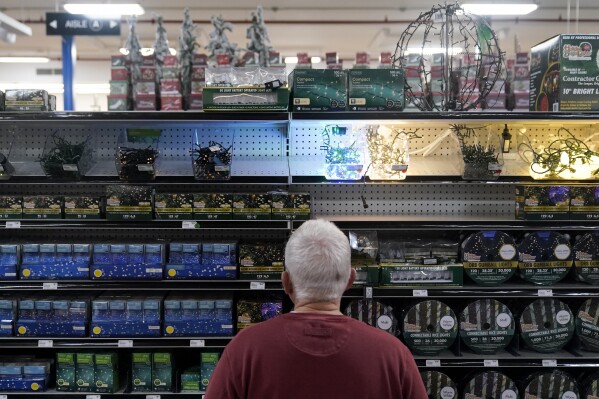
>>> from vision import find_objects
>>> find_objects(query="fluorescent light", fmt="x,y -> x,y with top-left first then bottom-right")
284,56 -> 298,64
311,56 -> 322,64
64,3 -> 145,17
406,47 -> 463,55
462,3 -> 538,15
0,57 -> 50,63
120,47 -> 177,56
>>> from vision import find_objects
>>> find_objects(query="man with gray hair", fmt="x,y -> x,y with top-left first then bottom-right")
206,219 -> 427,399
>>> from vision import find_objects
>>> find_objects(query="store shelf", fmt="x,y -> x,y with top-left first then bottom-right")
0,280 -> 284,291
0,391 -> 205,398
0,111 -> 289,122
0,337 -> 232,349
0,220 -> 291,230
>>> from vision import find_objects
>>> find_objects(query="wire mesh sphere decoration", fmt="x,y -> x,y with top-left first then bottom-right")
393,2 -> 504,111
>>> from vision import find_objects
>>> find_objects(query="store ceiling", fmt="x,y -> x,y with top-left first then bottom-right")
1,0 -> 599,61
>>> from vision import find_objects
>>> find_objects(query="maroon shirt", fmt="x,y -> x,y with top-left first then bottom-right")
205,312 -> 428,399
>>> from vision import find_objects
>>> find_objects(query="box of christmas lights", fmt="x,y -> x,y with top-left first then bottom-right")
290,69 -> 347,111
348,69 -> 404,111
239,242 -> 284,280
0,245 -> 19,280
22,196 -> 63,220
0,196 -> 22,219
570,185 -> 599,220
516,185 -> 570,220
237,298 -> 282,330
0,360 -> 51,392
193,193 -> 232,220
165,242 -> 237,279
90,295 -> 162,337
16,298 -> 89,337
116,129 -> 160,181
4,89 -> 50,111
105,185 -> 153,221
270,192 -> 311,220
0,298 -> 16,335
232,193 -> 271,220
350,231 -> 379,286
63,196 -> 102,219
154,193 -> 194,220
90,243 -> 164,279
163,295 -> 233,336
19,243 -> 90,279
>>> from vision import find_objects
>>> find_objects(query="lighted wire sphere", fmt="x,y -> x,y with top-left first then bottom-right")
393,2 -> 504,111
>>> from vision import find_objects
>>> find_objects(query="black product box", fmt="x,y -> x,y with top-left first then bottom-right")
22,196 -> 63,219
154,193 -> 194,220
516,185 -> 570,220
0,195 -> 22,219
105,185 -> 153,221
63,196 -> 102,220
290,69 -> 347,111
570,185 -> 599,220
239,242 -> 285,280
4,89 -> 49,111
270,193 -> 311,220
348,69 -> 405,111
232,194 -> 271,220
530,34 -> 599,111
193,193 -> 232,220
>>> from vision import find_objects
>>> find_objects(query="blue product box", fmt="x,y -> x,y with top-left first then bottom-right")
0,300 -> 15,336
145,244 -> 164,264
20,243 -> 89,280
91,262 -> 163,279
0,364 -> 48,392
91,296 -> 162,337
128,244 -> 144,264
20,263 -> 89,280
16,319 -> 87,337
0,265 -> 17,280
166,242 -> 236,279
56,244 -> 72,263
91,243 -> 164,280
0,245 -> 18,266
163,297 -> 233,337
39,244 -> 56,264
183,244 -> 201,264
73,244 -> 91,265
111,244 -> 127,265
22,244 -> 40,264
16,299 -> 88,337
93,244 -> 111,264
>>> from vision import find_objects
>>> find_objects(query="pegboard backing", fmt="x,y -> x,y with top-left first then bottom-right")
293,183 -> 514,217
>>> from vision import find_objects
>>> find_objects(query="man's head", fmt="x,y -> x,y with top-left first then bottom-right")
283,219 -> 353,305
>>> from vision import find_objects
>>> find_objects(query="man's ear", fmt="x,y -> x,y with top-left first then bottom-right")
345,268 -> 356,291
282,271 -> 293,296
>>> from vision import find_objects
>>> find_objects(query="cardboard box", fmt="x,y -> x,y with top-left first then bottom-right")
152,353 -> 173,392
180,367 -> 201,392
132,353 -> 152,392
570,185 -> 599,220
162,67 -> 178,79
239,242 -> 284,280
56,353 -> 76,392
192,53 -> 208,66
111,68 -> 128,81
94,353 -> 118,393
379,263 -> 463,286
189,93 -> 203,110
232,193 -> 271,220
22,196 -> 62,219
0,195 -> 22,219
75,353 -> 94,392
154,193 -> 194,220
142,55 -> 156,66
107,95 -> 128,111
4,89 -> 49,111
348,69 -> 404,111
530,34 -> 599,111
163,297 -> 233,336
64,196 -> 102,219
160,79 -> 180,94
202,87 -> 289,111
111,55 -> 127,68
290,69 -> 347,111
105,185 -> 153,221
193,193 -> 232,220
200,353 -> 220,391
270,193 -> 311,220
109,80 -> 129,95
161,94 -> 182,111
163,55 -> 177,67
140,67 -> 156,82
135,82 -> 156,96
516,185 -> 570,220
135,95 -> 157,111
192,66 -> 206,81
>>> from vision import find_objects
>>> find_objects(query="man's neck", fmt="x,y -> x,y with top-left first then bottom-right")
293,301 -> 343,315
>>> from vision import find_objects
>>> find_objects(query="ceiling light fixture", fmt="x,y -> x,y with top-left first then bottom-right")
0,57 -> 50,63
311,56 -> 322,64
461,3 -> 538,16
64,3 -> 145,17
284,56 -> 298,64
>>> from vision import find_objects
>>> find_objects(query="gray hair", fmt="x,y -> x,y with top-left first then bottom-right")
284,219 -> 351,302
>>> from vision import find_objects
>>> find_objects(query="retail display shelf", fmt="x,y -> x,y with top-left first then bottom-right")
0,337 -> 233,349
0,220 -> 291,230
296,216 -> 599,230
0,280 -> 284,291
0,391 -> 205,398
0,111 -> 289,122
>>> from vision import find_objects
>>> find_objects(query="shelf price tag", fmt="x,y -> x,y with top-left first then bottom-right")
413,289 -> 428,297
483,359 -> 499,367
190,340 -> 205,347
250,281 -> 265,290
364,286 -> 373,299
62,164 -> 78,172
146,395 -> 161,399
137,164 -> 154,172
0,395 -> 7,399
118,340 -> 133,347
542,359 -> 557,367
38,340 -> 53,348
5,221 -> 20,229
425,359 -> 441,367
538,289 -> 553,297
182,221 -> 198,229
42,282 -> 58,290
86,395 -> 101,399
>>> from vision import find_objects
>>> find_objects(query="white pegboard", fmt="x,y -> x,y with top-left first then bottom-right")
293,183 -> 514,217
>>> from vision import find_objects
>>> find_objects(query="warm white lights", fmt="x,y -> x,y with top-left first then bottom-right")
461,3 -> 538,16
0,57 -> 50,63
119,47 -> 177,56
64,3 -> 145,17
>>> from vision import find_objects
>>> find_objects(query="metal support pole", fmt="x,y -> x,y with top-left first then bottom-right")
62,35 -> 75,111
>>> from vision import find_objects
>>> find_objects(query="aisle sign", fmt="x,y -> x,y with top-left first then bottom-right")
46,13 -> 120,36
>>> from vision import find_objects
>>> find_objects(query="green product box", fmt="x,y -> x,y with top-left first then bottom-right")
22,196 -> 62,219
516,185 -> 570,220
0,196 -> 22,219
109,80 -> 129,96
75,353 -> 95,392
530,34 -> 599,111
239,242 -> 285,280
152,353 -> 173,392
105,185 -> 153,221
131,353 -> 152,392
180,367 -> 201,392
570,185 -> 599,220
290,69 -> 347,111
56,353 -> 76,392
154,193 -> 194,220
201,352 -> 220,391
64,196 -> 102,220
348,69 -> 404,111
270,193 -> 311,220
379,263 -> 463,287
232,193 -> 271,220
94,353 -> 118,393
202,87 -> 289,111
352,260 -> 380,286
193,193 -> 232,220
